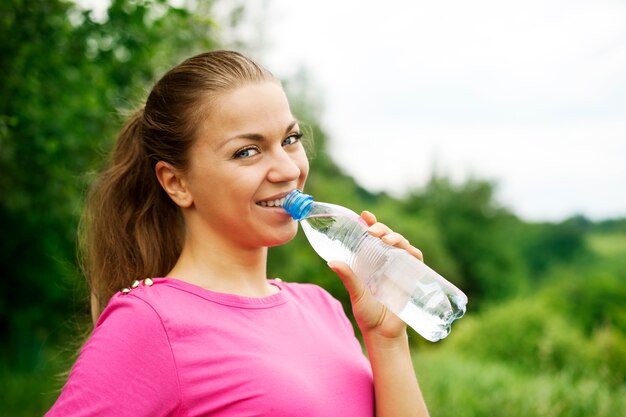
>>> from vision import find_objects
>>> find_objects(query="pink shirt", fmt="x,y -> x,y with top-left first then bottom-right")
46,278 -> 374,416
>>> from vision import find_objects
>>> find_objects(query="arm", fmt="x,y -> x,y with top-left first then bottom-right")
328,211 -> 430,417
46,294 -> 181,417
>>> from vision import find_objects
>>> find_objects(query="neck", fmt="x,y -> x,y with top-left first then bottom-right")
167,228 -> 275,297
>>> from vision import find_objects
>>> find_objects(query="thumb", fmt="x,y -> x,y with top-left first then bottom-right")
327,260 -> 367,304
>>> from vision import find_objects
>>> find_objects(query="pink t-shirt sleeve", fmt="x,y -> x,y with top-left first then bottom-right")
45,294 -> 183,417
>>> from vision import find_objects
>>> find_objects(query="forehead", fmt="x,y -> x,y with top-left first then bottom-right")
197,82 -> 294,146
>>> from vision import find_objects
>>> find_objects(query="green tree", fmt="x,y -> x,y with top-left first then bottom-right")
0,0 -> 218,369
402,175 -> 528,304
520,216 -> 589,276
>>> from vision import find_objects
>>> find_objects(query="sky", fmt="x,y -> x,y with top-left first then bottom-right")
76,0 -> 626,221
255,0 -> 626,221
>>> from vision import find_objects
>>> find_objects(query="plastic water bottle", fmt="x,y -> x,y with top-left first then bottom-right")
283,190 -> 467,342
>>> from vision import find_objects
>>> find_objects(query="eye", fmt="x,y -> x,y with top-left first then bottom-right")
282,133 -> 303,147
233,146 -> 260,159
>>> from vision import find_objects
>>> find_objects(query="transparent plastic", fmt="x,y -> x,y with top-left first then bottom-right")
283,190 -> 467,342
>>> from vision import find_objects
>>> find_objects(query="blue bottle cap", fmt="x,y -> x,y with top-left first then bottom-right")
283,190 -> 314,220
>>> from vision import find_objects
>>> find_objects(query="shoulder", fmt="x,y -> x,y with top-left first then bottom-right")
98,279 -> 162,325
79,280 -> 180,382
95,278 -> 185,343
47,280 -> 183,416
99,277 -> 194,322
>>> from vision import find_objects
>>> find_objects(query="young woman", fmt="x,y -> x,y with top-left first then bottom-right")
46,50 -> 429,417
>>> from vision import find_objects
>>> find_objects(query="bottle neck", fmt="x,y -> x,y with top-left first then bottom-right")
283,190 -> 314,221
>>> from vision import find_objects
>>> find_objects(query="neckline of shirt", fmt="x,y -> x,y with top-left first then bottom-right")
150,277 -> 290,309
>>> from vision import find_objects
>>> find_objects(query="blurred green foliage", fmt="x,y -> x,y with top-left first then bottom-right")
1,1 -> 625,416
414,349 -> 626,417
0,0 -> 217,366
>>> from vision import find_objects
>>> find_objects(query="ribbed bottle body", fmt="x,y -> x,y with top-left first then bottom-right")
298,201 -> 467,342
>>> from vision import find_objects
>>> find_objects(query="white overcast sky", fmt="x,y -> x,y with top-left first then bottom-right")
77,0 -> 626,221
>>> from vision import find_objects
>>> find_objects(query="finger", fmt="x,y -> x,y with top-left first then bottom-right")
360,210 -> 377,227
407,245 -> 424,261
327,260 -> 367,305
381,232 -> 410,247
360,212 -> 424,261
381,234 -> 424,261
382,233 -> 424,260
367,222 -> 393,238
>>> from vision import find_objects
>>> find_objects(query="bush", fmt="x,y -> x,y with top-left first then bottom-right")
540,268 -> 626,335
445,297 -> 594,378
591,326 -> 626,386
442,288 -> 626,387
414,349 -> 626,417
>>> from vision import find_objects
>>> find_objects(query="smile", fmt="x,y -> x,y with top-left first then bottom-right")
256,197 -> 286,207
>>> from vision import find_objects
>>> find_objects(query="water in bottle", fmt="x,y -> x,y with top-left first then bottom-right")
282,190 -> 467,342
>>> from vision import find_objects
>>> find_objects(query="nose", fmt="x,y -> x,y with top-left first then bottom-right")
267,147 -> 302,183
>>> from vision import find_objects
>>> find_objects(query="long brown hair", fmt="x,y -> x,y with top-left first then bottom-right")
80,51 -> 275,321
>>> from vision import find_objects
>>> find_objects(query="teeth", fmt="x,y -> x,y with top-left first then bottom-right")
257,197 -> 286,207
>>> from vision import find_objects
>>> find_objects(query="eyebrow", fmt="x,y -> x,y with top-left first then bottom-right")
217,120 -> 299,150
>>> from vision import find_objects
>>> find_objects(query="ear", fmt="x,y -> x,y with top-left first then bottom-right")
155,161 -> 193,208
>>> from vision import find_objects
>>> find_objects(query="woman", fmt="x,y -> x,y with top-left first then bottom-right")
46,50 -> 429,417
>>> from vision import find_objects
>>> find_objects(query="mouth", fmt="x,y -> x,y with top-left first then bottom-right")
255,191 -> 294,208
256,197 -> 286,208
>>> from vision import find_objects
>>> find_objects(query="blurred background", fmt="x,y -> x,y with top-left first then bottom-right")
1,0 -> 625,415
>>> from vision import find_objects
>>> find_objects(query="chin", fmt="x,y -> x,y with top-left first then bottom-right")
264,226 -> 299,248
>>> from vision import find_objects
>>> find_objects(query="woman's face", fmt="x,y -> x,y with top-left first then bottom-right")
182,81 -> 309,248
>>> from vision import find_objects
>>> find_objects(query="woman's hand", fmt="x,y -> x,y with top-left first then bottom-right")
327,210 -> 423,340
329,211 -> 431,417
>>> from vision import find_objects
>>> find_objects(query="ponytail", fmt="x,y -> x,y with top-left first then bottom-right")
79,109 -> 183,321
79,50 -> 275,322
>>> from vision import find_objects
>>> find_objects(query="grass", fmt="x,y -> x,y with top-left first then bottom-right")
413,348 -> 626,417
587,232 -> 626,258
